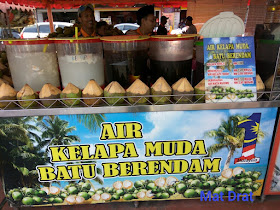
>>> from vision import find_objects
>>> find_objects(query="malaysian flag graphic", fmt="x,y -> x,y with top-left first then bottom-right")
234,113 -> 261,164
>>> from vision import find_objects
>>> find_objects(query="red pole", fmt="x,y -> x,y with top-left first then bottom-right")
244,0 -> 251,32
47,4 -> 54,32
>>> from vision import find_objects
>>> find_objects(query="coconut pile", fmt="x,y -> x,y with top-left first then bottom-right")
0,74 -> 274,109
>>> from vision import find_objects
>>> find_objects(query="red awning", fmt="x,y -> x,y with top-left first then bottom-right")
0,0 -> 187,9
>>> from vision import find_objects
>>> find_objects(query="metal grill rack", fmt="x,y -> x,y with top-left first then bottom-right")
0,91 -> 280,117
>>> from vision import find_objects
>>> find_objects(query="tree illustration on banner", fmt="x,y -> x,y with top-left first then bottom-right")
0,117 -> 47,191
70,114 -> 105,133
205,115 -> 265,170
38,116 -> 80,147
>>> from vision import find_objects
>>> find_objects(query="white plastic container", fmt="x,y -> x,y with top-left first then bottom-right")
199,12 -> 245,38
55,38 -> 105,89
4,39 -> 60,92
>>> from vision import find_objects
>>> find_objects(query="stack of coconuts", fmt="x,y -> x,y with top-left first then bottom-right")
0,74 -> 273,109
102,77 -> 194,105
0,77 -> 195,109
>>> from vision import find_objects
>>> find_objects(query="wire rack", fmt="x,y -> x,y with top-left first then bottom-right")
0,91 -> 280,110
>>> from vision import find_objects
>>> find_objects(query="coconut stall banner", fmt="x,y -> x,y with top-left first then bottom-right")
204,36 -> 257,103
1,107 -> 277,206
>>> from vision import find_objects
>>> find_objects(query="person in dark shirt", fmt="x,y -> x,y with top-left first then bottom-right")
126,5 -> 155,35
157,16 -> 168,35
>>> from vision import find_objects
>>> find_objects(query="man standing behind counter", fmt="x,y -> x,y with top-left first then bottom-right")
126,5 -> 156,36
77,4 -> 96,37
184,16 -> 197,34
157,16 -> 168,35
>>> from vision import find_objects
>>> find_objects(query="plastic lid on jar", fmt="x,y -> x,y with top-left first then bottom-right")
2,39 -> 54,45
199,12 -> 245,38
150,34 -> 197,41
101,35 -> 150,42
53,37 -> 101,44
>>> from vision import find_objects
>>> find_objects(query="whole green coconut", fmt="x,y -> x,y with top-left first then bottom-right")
104,81 -> 125,105
39,83 -> 61,107
151,77 -> 172,104
17,84 -> 38,108
60,83 -> 82,106
194,79 -> 205,102
126,79 -> 150,104
172,77 -> 194,103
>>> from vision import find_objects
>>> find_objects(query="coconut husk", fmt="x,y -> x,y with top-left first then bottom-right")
151,77 -> 172,104
82,80 -> 103,106
172,78 -> 194,102
194,79 -> 205,102
60,83 -> 82,106
264,75 -> 274,91
256,74 -> 265,92
0,63 -> 6,71
0,83 -> 17,108
39,83 -> 61,107
17,84 -> 38,108
126,79 -> 150,104
2,75 -> 13,86
104,81 -> 125,105
256,74 -> 265,99
0,78 -> 8,85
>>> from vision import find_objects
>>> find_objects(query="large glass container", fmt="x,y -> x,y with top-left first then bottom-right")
101,35 -> 150,89
55,38 -> 104,89
149,35 -> 196,85
4,39 -> 60,92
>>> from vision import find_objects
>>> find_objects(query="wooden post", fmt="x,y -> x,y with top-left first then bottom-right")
47,4 -> 54,32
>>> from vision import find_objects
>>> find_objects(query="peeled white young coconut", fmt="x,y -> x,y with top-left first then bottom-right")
65,195 -> 76,205
101,193 -> 111,201
137,191 -> 146,199
154,177 -> 166,187
113,181 -> 123,190
206,93 -> 216,100
221,168 -> 233,179
75,196 -> 85,204
123,180 -> 133,189
233,167 -> 245,176
146,190 -> 154,198
49,186 -> 60,195
92,193 -> 101,201
166,176 -> 179,186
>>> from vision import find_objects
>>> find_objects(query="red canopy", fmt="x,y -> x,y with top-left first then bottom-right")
1,0 -> 187,9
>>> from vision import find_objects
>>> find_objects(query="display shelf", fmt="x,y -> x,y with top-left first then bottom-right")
0,91 -> 280,117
